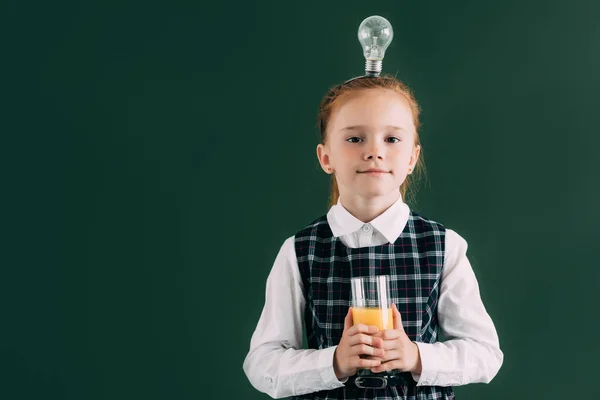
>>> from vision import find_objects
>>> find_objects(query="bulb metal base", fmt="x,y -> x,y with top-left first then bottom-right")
365,59 -> 383,77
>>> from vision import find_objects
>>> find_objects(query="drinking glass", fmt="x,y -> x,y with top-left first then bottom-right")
350,275 -> 393,331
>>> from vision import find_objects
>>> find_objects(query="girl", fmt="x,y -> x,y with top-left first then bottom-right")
243,75 -> 503,399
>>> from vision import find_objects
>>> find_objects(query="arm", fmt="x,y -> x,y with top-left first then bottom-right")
411,229 -> 504,387
242,236 -> 346,398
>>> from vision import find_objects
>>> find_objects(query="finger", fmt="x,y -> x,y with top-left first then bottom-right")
344,307 -> 353,331
379,329 -> 403,341
370,364 -> 389,373
348,323 -> 379,336
356,357 -> 382,369
351,343 -> 386,358
376,349 -> 400,363
370,364 -> 392,373
360,354 -> 384,361
371,359 -> 403,373
349,334 -> 385,350
348,333 -> 378,347
392,303 -> 404,332
371,335 -> 384,348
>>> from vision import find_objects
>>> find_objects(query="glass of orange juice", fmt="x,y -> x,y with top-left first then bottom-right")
350,275 -> 393,331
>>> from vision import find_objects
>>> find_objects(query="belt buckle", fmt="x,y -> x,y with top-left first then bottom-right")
354,376 -> 388,389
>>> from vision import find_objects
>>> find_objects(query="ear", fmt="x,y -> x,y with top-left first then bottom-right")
316,143 -> 334,174
408,144 -> 421,173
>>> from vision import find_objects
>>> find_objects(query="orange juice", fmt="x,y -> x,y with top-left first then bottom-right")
351,307 -> 393,330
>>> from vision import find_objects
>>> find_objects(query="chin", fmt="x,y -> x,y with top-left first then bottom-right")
358,188 -> 398,199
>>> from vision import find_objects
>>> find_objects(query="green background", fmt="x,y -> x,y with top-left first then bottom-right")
3,0 -> 599,399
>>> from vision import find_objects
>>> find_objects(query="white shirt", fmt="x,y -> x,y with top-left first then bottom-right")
243,196 -> 503,399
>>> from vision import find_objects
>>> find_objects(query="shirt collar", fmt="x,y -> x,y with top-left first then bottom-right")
326,195 -> 410,244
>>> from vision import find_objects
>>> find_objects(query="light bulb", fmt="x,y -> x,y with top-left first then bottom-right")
357,15 -> 394,77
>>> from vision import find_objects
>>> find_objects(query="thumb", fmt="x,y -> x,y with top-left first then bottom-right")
344,307 -> 353,330
392,303 -> 404,331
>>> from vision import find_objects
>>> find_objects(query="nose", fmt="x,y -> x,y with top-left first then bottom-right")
363,143 -> 384,161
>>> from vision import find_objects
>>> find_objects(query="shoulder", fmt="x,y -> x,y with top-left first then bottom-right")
266,235 -> 306,291
408,210 -> 446,232
271,235 -> 298,266
439,228 -> 471,275
280,235 -> 296,252
445,228 -> 468,254
408,210 -> 468,254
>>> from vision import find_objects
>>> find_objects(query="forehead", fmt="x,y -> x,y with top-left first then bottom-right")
328,88 -> 415,133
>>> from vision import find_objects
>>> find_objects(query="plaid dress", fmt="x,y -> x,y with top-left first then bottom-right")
291,211 -> 455,400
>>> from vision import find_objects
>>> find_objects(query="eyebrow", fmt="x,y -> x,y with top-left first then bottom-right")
340,125 -> 406,132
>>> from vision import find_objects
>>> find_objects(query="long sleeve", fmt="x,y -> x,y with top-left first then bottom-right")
242,237 -> 346,399
412,229 -> 504,386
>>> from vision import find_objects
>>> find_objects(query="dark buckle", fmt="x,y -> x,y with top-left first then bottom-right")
354,376 -> 388,389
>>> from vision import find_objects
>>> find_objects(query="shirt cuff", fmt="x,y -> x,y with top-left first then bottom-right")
318,346 -> 348,386
413,342 -> 437,386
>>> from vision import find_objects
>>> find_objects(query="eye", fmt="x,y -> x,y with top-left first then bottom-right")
386,137 -> 401,143
346,137 -> 363,143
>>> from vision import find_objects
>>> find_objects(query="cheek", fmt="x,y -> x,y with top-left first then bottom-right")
332,145 -> 356,161
391,146 -> 413,160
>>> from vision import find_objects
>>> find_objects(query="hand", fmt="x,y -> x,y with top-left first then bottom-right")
370,304 -> 422,374
333,308 -> 385,380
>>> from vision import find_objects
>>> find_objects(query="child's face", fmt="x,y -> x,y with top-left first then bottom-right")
317,88 -> 420,202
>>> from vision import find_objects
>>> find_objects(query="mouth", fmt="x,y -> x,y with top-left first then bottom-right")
357,169 -> 390,174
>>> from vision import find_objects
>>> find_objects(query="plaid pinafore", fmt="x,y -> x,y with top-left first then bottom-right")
291,211 -> 455,400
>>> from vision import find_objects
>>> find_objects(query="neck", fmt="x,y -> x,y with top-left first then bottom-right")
338,192 -> 401,223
